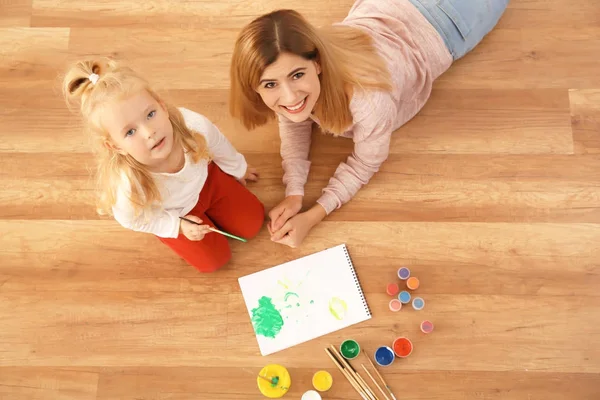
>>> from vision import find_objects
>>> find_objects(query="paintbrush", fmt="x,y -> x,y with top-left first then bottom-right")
257,374 -> 277,384
363,349 -> 397,400
257,374 -> 288,391
324,348 -> 369,400
361,364 -> 391,400
329,345 -> 378,400
179,216 -> 247,242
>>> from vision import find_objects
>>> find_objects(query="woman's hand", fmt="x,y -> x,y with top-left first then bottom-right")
270,204 -> 327,248
179,215 -> 211,241
268,195 -> 303,233
239,165 -> 259,186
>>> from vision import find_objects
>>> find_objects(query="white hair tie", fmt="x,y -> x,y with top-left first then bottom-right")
88,73 -> 99,85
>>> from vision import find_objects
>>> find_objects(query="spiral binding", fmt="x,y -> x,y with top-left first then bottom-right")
342,244 -> 371,317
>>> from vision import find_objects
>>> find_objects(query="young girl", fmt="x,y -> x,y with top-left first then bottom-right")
63,58 -> 265,272
229,0 -> 509,248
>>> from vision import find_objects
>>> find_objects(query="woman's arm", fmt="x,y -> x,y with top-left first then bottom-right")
268,115 -> 314,232
318,92 -> 396,214
278,114 -> 314,197
270,91 -> 396,247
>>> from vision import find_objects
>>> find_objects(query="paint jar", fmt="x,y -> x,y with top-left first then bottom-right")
389,299 -> 402,312
301,390 -> 322,400
392,337 -> 413,358
421,320 -> 434,334
312,370 -> 333,392
257,364 -> 291,398
340,339 -> 360,359
412,297 -> 425,310
386,282 -> 400,296
374,346 -> 395,367
398,291 -> 411,304
397,267 -> 410,280
407,277 -> 420,290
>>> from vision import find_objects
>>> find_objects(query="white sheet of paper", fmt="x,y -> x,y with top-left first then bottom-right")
238,244 -> 371,356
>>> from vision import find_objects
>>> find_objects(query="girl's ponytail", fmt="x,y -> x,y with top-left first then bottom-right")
62,59 -> 106,114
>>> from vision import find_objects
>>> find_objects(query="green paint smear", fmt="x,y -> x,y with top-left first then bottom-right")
270,376 -> 279,387
284,292 -> 299,301
251,296 -> 284,338
329,297 -> 348,320
310,300 -> 314,305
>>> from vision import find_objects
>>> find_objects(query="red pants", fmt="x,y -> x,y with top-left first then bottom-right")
158,162 -> 265,273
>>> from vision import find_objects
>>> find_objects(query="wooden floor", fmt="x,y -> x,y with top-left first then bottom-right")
1,0 -> 600,399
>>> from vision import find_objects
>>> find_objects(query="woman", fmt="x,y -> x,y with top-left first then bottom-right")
229,0 -> 509,247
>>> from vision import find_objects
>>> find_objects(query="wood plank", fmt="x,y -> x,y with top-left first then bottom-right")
0,368 -> 98,400
0,28 -> 69,87
0,85 -> 572,155
3,153 -> 600,224
0,0 -> 32,27
0,289 -> 230,366
569,89 -> 600,154
94,368 -> 600,400
32,0 -> 355,28
30,0 -> 600,30
1,221 -> 598,295
66,27 -> 250,90
227,293 -> 600,372
436,27 -> 600,89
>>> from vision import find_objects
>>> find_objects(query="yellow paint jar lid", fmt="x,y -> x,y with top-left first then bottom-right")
312,370 -> 333,392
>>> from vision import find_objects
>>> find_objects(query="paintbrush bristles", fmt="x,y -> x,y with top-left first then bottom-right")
324,348 -> 368,400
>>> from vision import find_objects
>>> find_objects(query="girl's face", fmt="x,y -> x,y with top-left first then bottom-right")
256,52 -> 321,122
100,90 -> 175,171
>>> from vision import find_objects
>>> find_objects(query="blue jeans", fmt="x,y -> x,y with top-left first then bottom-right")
408,0 -> 509,60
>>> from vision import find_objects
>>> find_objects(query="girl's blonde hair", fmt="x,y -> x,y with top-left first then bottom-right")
62,58 -> 209,216
229,9 -> 392,135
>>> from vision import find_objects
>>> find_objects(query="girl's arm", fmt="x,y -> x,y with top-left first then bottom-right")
112,191 -> 182,238
179,108 -> 248,179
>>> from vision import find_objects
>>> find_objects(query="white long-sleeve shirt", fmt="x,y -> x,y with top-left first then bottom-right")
112,107 -> 248,238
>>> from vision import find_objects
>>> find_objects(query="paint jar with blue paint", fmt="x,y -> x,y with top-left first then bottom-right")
412,297 -> 425,310
374,346 -> 395,367
398,290 -> 411,304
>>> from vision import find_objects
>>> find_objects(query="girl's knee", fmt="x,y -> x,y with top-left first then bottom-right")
191,247 -> 232,273
240,200 -> 266,239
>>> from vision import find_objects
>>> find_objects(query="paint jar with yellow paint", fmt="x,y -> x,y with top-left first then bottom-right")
312,370 -> 333,392
257,364 -> 291,398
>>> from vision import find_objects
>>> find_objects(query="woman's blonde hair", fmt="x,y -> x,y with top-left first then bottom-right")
62,58 -> 209,216
229,9 -> 391,135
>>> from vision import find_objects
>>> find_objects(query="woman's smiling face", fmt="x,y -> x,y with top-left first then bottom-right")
255,52 -> 321,122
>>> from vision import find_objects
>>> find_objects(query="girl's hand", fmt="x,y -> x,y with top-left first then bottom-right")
179,215 -> 211,241
239,166 -> 259,186
270,204 -> 326,248
268,195 -> 303,234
